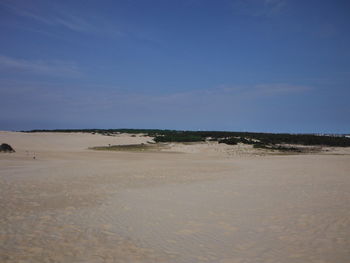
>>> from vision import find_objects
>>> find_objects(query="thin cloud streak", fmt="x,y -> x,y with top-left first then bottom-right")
0,80 -> 319,131
0,55 -> 81,77
0,79 -> 312,111
232,0 -> 287,17
213,83 -> 312,96
263,0 -> 286,15
1,1 -> 122,37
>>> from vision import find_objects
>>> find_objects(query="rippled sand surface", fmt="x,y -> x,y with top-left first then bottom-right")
1,132 -> 350,262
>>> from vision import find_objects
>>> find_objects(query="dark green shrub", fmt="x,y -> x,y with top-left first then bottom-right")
0,143 -> 15,152
154,134 -> 204,143
218,137 -> 239,145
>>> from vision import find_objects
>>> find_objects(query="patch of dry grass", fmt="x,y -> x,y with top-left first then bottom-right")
89,143 -> 162,152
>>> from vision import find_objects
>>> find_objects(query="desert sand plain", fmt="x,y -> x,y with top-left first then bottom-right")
1,131 -> 350,263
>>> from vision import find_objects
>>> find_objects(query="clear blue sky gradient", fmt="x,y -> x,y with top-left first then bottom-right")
1,0 -> 349,133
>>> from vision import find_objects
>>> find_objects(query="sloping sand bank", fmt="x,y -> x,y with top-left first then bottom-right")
1,132 -> 350,262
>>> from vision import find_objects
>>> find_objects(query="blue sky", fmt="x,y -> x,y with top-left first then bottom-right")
0,0 -> 349,133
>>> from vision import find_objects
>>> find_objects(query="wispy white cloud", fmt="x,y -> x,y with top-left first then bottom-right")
315,23 -> 338,38
54,14 -> 94,33
0,79 -> 311,111
251,83 -> 311,95
211,83 -> 312,96
232,0 -> 287,17
0,55 -> 80,77
0,79 -> 314,130
0,1 -> 122,37
263,0 -> 286,14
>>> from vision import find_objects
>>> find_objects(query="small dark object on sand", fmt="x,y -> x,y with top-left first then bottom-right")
0,143 -> 15,152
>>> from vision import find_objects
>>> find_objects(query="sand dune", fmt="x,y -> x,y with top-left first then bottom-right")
1,131 -> 350,262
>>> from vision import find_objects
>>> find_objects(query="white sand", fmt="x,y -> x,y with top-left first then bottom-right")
1,131 -> 350,262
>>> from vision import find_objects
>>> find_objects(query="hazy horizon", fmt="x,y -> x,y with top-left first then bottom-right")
2,127 -> 349,136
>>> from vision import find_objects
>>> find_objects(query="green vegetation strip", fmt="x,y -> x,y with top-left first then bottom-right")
26,128 -> 350,147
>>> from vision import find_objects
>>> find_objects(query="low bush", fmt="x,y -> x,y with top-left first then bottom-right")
218,137 -> 239,145
0,143 -> 15,152
154,134 -> 204,143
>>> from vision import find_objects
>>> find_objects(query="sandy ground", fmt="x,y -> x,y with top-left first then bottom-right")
1,131 -> 350,263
